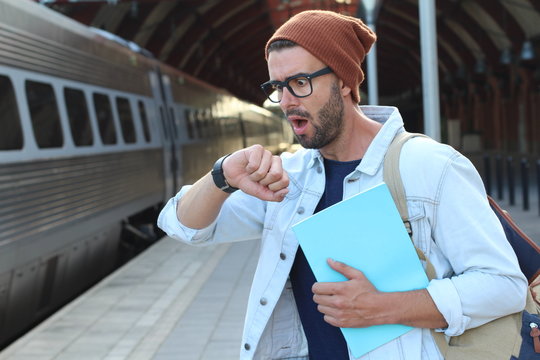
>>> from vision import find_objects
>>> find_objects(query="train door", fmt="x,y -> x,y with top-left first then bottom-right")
159,74 -> 183,191
148,71 -> 175,199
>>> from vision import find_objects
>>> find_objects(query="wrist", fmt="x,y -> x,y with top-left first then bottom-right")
367,291 -> 396,326
211,154 -> 239,194
378,289 -> 446,328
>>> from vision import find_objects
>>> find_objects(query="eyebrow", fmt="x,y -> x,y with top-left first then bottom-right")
272,71 -> 311,82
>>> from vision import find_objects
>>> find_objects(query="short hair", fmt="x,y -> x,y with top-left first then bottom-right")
267,39 -> 298,54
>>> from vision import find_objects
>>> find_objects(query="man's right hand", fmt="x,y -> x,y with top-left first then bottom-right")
223,144 -> 289,202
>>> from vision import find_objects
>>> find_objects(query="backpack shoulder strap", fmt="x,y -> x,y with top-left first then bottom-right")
383,131 -> 435,278
383,132 -> 429,233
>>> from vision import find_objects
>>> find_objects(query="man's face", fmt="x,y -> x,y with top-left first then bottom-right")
267,46 -> 345,149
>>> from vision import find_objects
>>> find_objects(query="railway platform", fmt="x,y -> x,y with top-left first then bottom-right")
0,238 -> 259,360
0,190 -> 538,360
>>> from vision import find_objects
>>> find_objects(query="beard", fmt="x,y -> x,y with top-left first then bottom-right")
288,82 -> 345,149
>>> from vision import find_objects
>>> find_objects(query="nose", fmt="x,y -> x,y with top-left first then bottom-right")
279,87 -> 299,111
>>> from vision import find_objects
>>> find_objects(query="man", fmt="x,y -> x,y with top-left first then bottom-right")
158,10 -> 527,360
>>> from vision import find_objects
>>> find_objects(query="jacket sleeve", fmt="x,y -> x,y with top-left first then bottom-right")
413,145 -> 528,336
157,185 -> 267,246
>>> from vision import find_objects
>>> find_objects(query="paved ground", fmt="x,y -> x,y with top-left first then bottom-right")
0,239 -> 258,360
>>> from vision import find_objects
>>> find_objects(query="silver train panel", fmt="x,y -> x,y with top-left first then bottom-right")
0,149 -> 163,341
0,223 -> 122,339
0,0 -> 153,96
0,149 -> 164,248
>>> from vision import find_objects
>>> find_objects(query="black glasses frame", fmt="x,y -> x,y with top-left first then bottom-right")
260,67 -> 333,103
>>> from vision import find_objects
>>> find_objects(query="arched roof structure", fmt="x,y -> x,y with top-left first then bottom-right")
39,0 -> 540,107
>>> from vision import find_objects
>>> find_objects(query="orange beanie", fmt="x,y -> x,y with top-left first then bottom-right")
265,10 -> 376,104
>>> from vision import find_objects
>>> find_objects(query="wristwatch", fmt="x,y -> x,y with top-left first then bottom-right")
211,154 -> 239,193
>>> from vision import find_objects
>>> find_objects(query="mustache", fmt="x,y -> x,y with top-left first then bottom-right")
285,108 -> 312,120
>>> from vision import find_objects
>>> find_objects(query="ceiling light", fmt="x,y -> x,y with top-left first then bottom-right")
475,58 -> 486,74
500,48 -> 512,65
521,40 -> 535,61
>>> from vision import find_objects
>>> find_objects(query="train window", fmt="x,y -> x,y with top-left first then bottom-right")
200,110 -> 208,138
201,110 -> 209,138
138,101 -> 151,142
222,117 -> 239,136
0,75 -> 23,150
243,120 -> 254,137
25,80 -> 63,148
220,117 -> 229,135
159,106 -> 169,141
169,107 -> 178,139
210,117 -> 218,137
244,119 -> 266,137
195,110 -> 203,138
116,97 -> 136,144
205,113 -> 211,137
185,109 -> 194,139
191,110 -> 199,138
207,109 -> 217,137
214,114 -> 223,137
93,93 -> 117,145
64,87 -> 93,146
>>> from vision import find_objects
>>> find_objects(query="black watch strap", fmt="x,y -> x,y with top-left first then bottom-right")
211,154 -> 239,194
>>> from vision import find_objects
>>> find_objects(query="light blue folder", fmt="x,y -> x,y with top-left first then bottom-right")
291,183 -> 429,358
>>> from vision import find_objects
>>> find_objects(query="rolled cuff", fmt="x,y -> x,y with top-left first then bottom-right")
157,187 -> 217,244
426,278 -> 471,336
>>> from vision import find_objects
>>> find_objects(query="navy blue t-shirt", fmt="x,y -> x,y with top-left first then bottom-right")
290,158 -> 361,359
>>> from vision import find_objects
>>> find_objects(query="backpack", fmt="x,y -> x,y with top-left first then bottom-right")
383,131 -> 540,359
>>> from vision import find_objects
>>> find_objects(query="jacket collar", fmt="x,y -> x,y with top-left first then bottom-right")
306,106 -> 405,175
358,106 -> 404,176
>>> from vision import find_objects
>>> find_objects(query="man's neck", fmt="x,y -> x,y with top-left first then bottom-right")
320,108 -> 382,161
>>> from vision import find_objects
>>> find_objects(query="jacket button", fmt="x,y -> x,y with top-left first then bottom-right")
260,297 -> 267,305
317,167 -> 322,173
297,207 -> 304,214
280,253 -> 286,260
244,343 -> 251,350
347,178 -> 359,183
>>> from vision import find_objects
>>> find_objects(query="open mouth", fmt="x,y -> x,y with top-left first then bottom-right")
292,119 -> 307,128
290,118 -> 308,134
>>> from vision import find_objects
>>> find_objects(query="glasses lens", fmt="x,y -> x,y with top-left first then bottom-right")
288,76 -> 312,98
261,83 -> 281,103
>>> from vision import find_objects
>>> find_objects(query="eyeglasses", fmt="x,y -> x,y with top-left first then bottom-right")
260,67 -> 333,103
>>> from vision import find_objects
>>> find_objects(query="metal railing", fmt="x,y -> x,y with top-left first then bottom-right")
482,154 -> 540,215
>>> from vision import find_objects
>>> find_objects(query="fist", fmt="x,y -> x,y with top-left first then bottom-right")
223,145 -> 289,202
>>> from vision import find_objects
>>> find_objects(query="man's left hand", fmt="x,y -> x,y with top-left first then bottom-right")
312,258 -> 384,328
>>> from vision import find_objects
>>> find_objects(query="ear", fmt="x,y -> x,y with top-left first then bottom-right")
339,79 -> 352,98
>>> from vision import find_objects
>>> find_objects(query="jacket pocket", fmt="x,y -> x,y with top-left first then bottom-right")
270,282 -> 307,356
255,281 -> 308,359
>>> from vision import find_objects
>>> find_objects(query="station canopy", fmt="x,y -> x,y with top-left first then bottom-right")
38,0 -> 540,106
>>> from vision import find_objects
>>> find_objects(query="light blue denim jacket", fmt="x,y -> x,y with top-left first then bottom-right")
158,106 -> 527,360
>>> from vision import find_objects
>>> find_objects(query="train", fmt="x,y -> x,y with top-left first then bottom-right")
0,0 -> 293,348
